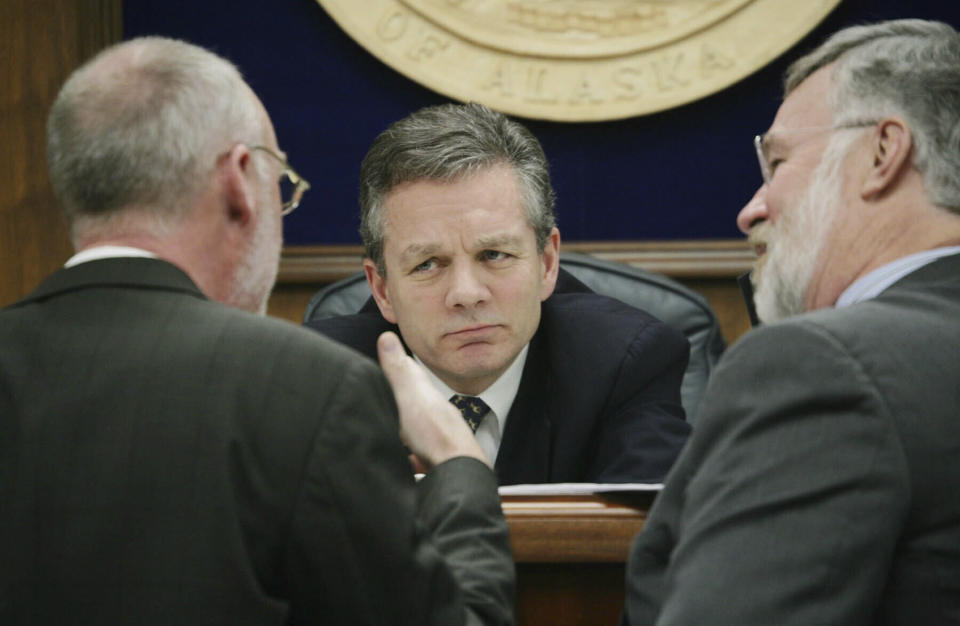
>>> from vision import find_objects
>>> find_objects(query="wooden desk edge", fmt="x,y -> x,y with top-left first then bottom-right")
502,493 -> 652,563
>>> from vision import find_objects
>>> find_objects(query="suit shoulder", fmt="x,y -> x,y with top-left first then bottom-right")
728,299 -> 918,366
302,311 -> 393,361
542,291 -> 687,348
544,291 -> 664,322
196,301 -> 383,374
721,313 -> 851,369
708,310 -> 893,411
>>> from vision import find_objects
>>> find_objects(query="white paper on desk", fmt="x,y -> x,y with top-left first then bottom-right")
498,482 -> 663,496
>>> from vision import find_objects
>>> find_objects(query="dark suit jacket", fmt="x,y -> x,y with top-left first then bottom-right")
305,269 -> 691,485
624,254 -> 960,625
0,258 -> 514,625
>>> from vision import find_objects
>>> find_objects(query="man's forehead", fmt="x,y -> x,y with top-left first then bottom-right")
767,64 -> 835,137
381,171 -> 531,247
382,198 -> 528,231
393,229 -> 530,260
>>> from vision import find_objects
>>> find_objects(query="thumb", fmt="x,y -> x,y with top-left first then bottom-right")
377,331 -> 410,385
376,331 -> 489,469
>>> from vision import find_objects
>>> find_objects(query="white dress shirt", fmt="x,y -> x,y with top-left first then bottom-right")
65,245 -> 158,267
416,345 -> 529,465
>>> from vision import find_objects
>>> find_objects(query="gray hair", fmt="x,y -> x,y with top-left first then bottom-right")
785,19 -> 960,212
47,36 -> 265,236
358,102 -> 556,274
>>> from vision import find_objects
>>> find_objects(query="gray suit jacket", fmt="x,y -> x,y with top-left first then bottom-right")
624,253 -> 960,625
0,258 -> 514,625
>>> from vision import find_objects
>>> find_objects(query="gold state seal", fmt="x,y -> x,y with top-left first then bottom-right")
317,0 -> 842,121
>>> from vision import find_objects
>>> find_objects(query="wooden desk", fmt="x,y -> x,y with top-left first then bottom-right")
502,492 -> 654,626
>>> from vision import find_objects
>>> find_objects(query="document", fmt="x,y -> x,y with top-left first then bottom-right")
498,482 -> 663,496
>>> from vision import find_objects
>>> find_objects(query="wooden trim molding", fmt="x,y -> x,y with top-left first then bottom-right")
277,245 -> 367,284
564,240 -> 755,278
502,493 -> 653,563
277,239 -> 755,284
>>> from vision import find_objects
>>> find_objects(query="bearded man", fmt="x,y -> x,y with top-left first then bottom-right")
624,19 -> 960,625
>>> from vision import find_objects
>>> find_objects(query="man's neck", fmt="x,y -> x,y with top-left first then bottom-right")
74,211 -> 240,309
807,203 -> 960,310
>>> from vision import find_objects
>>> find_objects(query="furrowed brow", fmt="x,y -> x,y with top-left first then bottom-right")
399,243 -> 441,263
476,234 -> 523,250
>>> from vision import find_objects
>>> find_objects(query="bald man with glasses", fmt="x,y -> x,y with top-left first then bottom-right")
0,37 -> 513,625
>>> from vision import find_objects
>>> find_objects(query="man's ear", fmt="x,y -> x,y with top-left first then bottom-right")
221,144 -> 257,227
363,258 -> 398,323
861,118 -> 913,200
539,227 -> 561,301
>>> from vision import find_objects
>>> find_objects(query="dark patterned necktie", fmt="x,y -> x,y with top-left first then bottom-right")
449,394 -> 490,433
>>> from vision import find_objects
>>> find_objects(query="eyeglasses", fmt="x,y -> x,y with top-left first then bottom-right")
754,120 -> 879,185
250,145 -> 311,215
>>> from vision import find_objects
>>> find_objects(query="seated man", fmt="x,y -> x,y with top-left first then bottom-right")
624,19 -> 960,625
305,103 -> 691,485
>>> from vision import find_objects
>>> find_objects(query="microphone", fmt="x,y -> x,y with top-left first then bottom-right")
737,271 -> 761,327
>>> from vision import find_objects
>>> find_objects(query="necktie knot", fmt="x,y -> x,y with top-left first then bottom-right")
449,394 -> 490,433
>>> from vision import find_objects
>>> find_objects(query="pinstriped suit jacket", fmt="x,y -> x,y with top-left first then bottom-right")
0,258 -> 513,625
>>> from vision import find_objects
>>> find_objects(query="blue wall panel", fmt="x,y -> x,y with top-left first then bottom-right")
124,1 -> 960,245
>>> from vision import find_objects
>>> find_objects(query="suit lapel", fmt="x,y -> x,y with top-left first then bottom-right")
882,251 -> 960,295
494,329 -> 554,484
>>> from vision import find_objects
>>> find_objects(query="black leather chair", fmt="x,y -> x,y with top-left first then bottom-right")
303,252 -> 726,424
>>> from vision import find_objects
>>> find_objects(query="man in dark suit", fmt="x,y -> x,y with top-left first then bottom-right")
305,103 -> 691,485
0,37 -> 514,625
624,19 -> 960,625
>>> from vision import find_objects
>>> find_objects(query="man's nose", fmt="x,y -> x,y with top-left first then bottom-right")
736,186 -> 769,234
445,261 -> 490,309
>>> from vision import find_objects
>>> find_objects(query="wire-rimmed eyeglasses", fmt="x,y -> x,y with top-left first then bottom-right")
754,120 -> 879,185
250,145 -> 311,215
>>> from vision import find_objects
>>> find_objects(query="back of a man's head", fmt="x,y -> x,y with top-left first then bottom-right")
785,19 -> 960,213
47,37 -> 265,244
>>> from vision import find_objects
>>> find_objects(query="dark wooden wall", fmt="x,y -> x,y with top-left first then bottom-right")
0,0 -> 123,308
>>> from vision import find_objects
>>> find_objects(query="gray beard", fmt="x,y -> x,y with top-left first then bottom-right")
752,134 -> 853,324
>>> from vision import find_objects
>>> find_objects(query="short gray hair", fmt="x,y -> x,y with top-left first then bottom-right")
785,19 -> 960,213
47,37 -> 265,235
358,103 -> 556,274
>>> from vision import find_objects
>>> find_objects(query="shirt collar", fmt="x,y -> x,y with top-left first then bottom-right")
415,344 -> 529,433
65,245 -> 158,268
836,246 -> 960,308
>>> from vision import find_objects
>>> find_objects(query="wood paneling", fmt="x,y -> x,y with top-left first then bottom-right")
682,277 -> 753,346
515,563 -> 626,626
503,493 -> 654,626
266,283 -> 322,325
0,0 -> 122,307
503,493 -> 652,562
